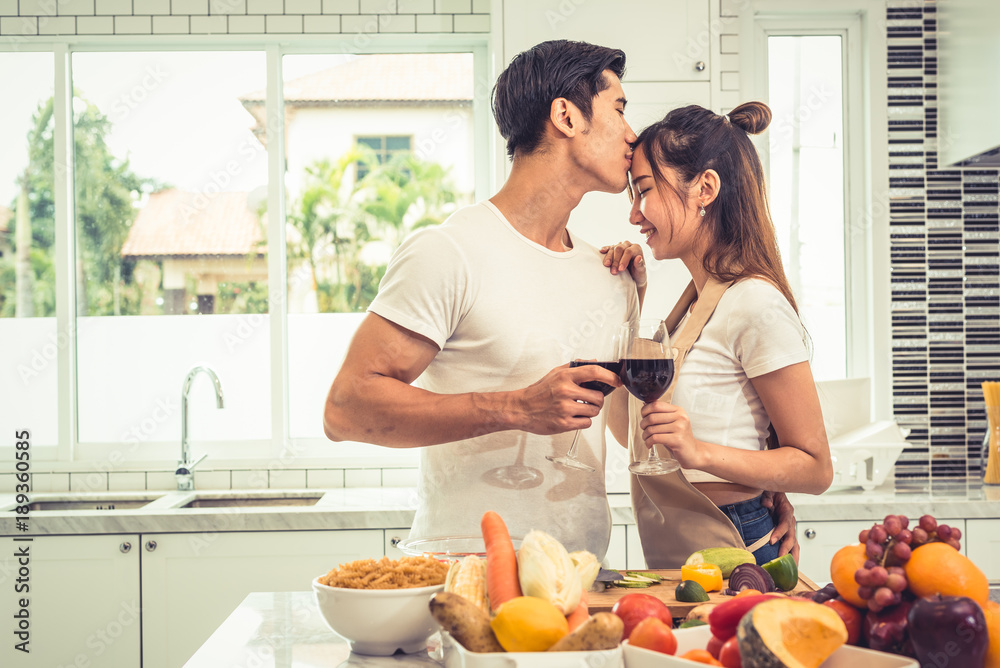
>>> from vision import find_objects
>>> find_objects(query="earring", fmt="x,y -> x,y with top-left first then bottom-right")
699,201 -> 706,217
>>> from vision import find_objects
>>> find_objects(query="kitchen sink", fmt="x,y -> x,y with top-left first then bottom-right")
180,495 -> 323,509
25,494 -> 162,511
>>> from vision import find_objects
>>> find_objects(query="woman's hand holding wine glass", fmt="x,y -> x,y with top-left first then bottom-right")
619,318 -> 679,475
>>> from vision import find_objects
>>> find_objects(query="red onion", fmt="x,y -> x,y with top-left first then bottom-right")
728,562 -> 775,593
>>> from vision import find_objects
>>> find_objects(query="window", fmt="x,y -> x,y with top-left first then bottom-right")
0,52 -> 58,452
355,135 -> 412,180
745,5 -> 890,416
0,43 -> 489,465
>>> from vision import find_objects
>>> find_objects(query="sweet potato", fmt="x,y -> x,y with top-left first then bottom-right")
547,612 -> 623,652
429,592 -> 505,653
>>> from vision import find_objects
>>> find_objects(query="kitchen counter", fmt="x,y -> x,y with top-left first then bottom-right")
183,591 -> 442,668
3,480 -> 1000,536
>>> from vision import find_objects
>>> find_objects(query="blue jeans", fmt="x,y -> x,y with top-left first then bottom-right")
717,495 -> 781,566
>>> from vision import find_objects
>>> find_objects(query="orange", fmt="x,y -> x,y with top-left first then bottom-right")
829,543 -> 868,609
903,542 -> 989,605
679,649 -> 723,665
985,600 -> 1000,668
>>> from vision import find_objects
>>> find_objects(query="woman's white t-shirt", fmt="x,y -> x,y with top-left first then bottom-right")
671,278 -> 810,483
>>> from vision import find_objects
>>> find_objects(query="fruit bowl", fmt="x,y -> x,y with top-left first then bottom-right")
621,627 -> 918,667
397,535 -> 522,561
311,576 -> 444,656
441,630 -> 621,668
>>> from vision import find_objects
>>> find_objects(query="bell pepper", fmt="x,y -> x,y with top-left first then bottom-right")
680,563 -> 723,593
708,593 -> 782,641
761,553 -> 798,591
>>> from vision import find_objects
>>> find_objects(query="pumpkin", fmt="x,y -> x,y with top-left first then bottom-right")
736,598 -> 847,668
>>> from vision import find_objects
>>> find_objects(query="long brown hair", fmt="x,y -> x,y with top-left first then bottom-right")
635,101 -> 798,312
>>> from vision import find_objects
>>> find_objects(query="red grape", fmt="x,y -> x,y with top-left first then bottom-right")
897,529 -> 912,545
866,541 -> 884,560
886,573 -> 908,593
883,515 -> 901,536
867,598 -> 884,613
874,587 -> 896,607
946,538 -> 961,551
864,559 -> 878,570
891,541 -> 911,562
898,516 -> 909,530
951,527 -> 962,540
870,566 -> 889,587
887,566 -> 906,576
919,514 -> 937,532
912,527 -> 928,545
858,585 -> 875,600
870,526 -> 888,544
859,529 -> 870,543
937,525 -> 952,541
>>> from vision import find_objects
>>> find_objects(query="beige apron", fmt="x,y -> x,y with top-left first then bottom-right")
629,277 -> 772,568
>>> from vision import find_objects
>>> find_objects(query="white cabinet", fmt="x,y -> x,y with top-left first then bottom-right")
0,534 -> 141,668
965,519 -> 1000,581
140,529 -> 384,668
625,523 -> 645,569
501,0 -> 711,83
385,528 -> 410,559
797,518 -> 967,585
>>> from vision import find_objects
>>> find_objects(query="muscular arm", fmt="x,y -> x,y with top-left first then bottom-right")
641,362 -> 833,494
323,313 -> 620,448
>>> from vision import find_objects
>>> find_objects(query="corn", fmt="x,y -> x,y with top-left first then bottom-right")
444,555 -> 489,615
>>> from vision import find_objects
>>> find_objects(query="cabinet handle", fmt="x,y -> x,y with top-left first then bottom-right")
390,536 -> 402,548
145,540 -> 158,552
695,61 -> 706,72
120,541 -> 132,553
804,529 -> 816,539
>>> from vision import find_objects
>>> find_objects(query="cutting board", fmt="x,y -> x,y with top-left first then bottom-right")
588,570 -> 821,617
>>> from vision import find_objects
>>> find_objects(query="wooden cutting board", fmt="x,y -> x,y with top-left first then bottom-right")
588,570 -> 821,617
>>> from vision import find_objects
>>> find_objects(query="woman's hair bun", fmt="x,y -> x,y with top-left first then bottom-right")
728,101 -> 772,135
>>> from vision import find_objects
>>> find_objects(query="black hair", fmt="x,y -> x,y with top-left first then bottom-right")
491,40 -> 626,159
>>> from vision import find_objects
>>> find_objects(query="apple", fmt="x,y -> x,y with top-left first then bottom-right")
907,595 -> 988,667
628,617 -> 677,655
706,633 -> 724,658
611,593 -> 673,641
823,597 -> 864,646
718,635 -> 742,668
864,598 -> 915,657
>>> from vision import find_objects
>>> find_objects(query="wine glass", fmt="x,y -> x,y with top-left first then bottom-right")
545,332 -> 622,473
619,318 -> 678,475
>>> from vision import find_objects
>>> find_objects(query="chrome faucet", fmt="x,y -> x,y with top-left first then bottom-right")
176,365 -> 224,491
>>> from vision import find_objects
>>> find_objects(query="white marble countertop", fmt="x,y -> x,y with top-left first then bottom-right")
184,591 -> 442,668
3,480 -> 1000,536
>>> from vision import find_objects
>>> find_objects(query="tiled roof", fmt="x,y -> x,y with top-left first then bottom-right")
121,189 -> 264,258
239,53 -> 474,104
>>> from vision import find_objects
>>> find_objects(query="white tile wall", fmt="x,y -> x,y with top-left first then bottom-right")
70,471 -> 108,492
306,468 -> 345,488
195,470 -> 233,489
345,468 -> 381,487
268,468 -> 307,488
108,471 -> 148,491
1,0 -> 487,35
32,473 -> 70,493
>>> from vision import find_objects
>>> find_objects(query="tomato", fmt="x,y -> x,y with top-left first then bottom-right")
679,649 -> 724,665
628,617 -> 678,655
719,635 -> 742,668
611,593 -> 673,641
706,633 -> 724,659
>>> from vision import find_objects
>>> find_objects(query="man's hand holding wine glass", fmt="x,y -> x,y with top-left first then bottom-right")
512,363 -> 621,435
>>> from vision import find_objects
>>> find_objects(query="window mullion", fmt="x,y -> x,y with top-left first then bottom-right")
266,45 -> 290,458
54,44 -> 77,462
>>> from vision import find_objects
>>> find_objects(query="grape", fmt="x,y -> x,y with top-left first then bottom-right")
891,541 -> 912,562
864,559 -> 878,570
867,598 -> 884,613
870,566 -> 889,587
887,566 -> 906,576
884,515 -> 902,536
937,525 -> 952,541
912,527 -> 928,545
897,529 -> 912,545
886,572 -> 908,593
859,528 -> 870,543
946,538 -> 961,551
866,540 -> 884,560
951,527 -> 962,540
858,585 -> 875,600
870,526 -> 888,544
919,514 -> 937,532
874,586 -> 896,607
855,568 -> 870,586
898,515 -> 909,530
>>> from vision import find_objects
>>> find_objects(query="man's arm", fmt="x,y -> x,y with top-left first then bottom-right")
323,313 -> 621,448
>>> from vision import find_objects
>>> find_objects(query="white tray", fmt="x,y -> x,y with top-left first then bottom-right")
441,631 -> 621,668
622,626 -> 918,667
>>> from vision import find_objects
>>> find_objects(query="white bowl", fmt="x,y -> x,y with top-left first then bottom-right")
441,630 -> 621,668
622,626 -> 918,667
396,535 -> 522,560
311,576 -> 444,656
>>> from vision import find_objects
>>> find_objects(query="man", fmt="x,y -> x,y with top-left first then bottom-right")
324,40 -> 638,559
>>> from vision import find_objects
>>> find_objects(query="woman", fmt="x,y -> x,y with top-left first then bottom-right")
603,101 -> 833,567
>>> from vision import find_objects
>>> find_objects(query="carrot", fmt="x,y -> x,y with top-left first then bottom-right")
481,510 -> 522,612
566,590 -> 589,632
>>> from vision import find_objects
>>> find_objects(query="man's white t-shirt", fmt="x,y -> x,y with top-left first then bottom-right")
670,278 -> 810,484
368,201 -> 639,560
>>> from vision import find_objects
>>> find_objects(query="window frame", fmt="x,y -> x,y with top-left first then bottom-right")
1,36 -> 492,467
354,134 -> 414,181
740,1 -> 890,420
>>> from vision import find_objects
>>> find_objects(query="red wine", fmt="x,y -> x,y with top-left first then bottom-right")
620,358 -> 674,403
570,360 -> 622,396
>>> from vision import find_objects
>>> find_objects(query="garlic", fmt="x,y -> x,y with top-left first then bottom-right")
516,530 -> 582,615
